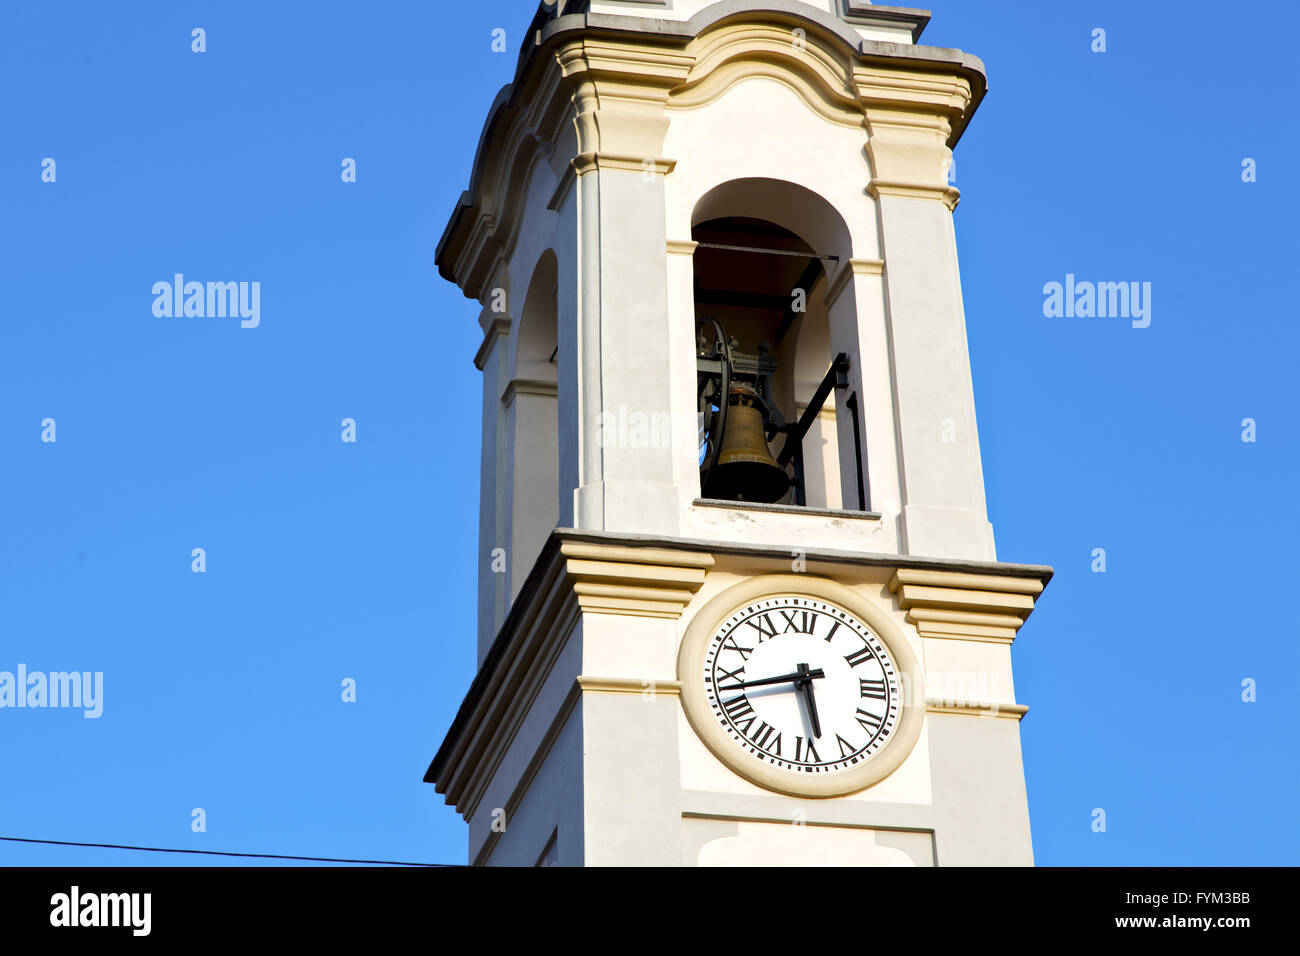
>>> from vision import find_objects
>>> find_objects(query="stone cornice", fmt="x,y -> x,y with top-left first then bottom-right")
868,180 -> 962,211
562,540 -> 714,617
426,532 -> 714,815
925,699 -> 1029,720
473,317 -> 512,371
436,4 -> 988,299
433,544 -> 580,819
548,527 -> 1053,583
843,3 -> 931,42
572,153 -> 678,175
576,675 -> 682,696
889,568 -> 1045,645
502,377 -> 559,406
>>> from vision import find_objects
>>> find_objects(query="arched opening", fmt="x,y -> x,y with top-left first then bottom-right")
507,250 -> 559,597
691,180 -> 860,511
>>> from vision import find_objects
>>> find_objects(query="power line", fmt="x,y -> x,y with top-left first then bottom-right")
0,835 -> 454,867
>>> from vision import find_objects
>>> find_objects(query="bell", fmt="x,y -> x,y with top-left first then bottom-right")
705,386 -> 791,503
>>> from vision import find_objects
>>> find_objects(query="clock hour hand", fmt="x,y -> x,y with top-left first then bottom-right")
717,668 -> 825,692
795,662 -> 822,739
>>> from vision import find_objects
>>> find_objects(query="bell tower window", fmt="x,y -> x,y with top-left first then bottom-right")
692,216 -> 860,511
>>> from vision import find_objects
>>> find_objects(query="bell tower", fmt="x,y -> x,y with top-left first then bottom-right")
427,0 -> 1052,867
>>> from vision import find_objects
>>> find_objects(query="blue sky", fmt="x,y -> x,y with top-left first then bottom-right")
1,0 -> 1295,867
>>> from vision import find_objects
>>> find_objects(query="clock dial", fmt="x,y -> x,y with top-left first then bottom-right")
703,595 -> 901,774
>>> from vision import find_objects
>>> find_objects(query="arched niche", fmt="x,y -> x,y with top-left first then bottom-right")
506,249 -> 559,598
690,178 -> 860,510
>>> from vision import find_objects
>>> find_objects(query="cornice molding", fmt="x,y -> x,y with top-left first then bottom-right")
443,557 -> 582,820
561,540 -> 713,618
473,317 -> 512,371
427,533 -> 714,816
671,21 -> 865,128
889,568 -> 1045,645
868,180 -> 962,211
502,377 -> 559,406
925,699 -> 1029,721
572,152 -> 678,175
576,675 -> 682,696
436,6 -> 987,299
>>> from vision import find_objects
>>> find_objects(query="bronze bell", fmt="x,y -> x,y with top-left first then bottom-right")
705,386 -> 791,503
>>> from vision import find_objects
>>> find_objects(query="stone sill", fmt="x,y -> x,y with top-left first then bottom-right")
693,498 -> 882,521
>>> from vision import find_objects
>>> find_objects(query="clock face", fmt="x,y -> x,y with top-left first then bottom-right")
702,595 -> 901,775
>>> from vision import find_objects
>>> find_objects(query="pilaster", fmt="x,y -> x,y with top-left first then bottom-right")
474,282 -> 514,661
557,39 -> 694,538
856,67 -> 995,560
888,566 -> 1045,866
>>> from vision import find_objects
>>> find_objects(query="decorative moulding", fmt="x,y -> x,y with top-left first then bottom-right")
889,568 -> 1044,645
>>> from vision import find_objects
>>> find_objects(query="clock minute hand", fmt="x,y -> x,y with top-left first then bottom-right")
717,668 -> 826,692
796,662 -> 823,739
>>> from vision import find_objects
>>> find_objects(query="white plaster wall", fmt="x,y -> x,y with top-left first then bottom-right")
577,608 -> 685,864
664,78 -> 880,258
686,502 -> 900,553
481,711 -> 585,866
875,192 -> 997,560
685,818 -> 932,866
923,637 -> 1018,712
581,610 -> 679,679
469,622 -> 583,864
571,162 -> 683,537
926,713 -> 1034,866
582,687 -> 684,865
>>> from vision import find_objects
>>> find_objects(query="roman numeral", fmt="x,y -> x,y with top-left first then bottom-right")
778,609 -> 814,634
856,707 -> 883,735
836,734 -> 856,759
859,679 -> 887,700
751,722 -> 778,752
745,614 -> 778,642
794,736 -> 821,764
721,635 -> 754,660
723,695 -> 753,720
716,664 -> 746,686
821,620 -> 842,643
844,645 -> 875,668
723,695 -> 756,734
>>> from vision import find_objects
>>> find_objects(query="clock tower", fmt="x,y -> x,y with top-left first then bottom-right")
426,0 -> 1052,867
